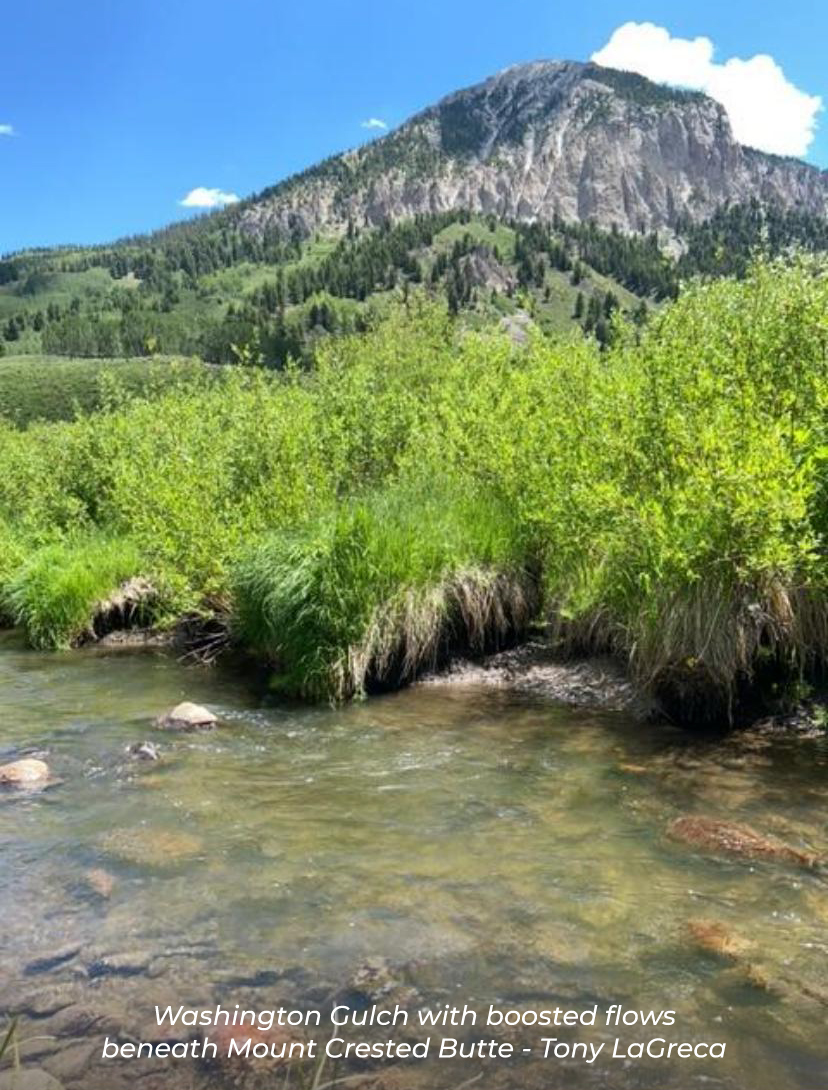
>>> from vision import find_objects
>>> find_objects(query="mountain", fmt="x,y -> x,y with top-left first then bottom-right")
238,60 -> 828,239
3,59 -> 828,379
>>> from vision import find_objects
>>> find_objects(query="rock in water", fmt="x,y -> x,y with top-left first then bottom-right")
84,868 -> 115,899
101,827 -> 203,868
668,815 -> 819,868
0,758 -> 50,787
209,1025 -> 307,1077
0,1071 -> 65,1090
156,701 -> 217,731
686,919 -> 751,960
127,740 -> 160,761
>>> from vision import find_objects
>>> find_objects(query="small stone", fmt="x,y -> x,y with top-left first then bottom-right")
209,1024 -> 307,1075
0,759 -> 50,787
344,957 -> 418,1007
24,945 -> 82,976
686,919 -> 751,960
83,868 -> 115,899
156,702 -> 217,732
126,741 -> 160,761
87,950 -> 152,978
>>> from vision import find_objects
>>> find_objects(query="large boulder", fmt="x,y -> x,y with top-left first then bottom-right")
0,758 -> 50,787
156,702 -> 217,732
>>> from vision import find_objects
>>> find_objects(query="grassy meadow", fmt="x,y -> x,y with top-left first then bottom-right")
0,354 -> 211,425
0,255 -> 827,721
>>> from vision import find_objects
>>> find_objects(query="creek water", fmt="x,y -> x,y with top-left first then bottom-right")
1,633 -> 827,1090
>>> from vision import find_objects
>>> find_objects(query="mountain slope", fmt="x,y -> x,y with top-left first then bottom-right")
239,60 -> 828,239
3,60 -> 828,376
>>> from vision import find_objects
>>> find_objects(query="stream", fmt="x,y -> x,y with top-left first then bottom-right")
1,634 -> 827,1090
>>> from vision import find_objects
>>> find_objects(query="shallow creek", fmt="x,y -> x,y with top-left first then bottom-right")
1,635 -> 827,1090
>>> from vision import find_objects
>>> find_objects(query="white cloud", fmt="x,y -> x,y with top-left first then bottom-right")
360,117 -> 388,130
0,124 -> 15,137
591,22 -> 822,157
179,186 -> 240,209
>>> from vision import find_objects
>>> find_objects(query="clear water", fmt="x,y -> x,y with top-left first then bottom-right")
1,633 -> 827,1090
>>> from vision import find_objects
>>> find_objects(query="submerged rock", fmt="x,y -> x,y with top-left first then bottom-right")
24,945 -> 82,976
0,758 -> 50,787
208,1024 -> 308,1078
101,827 -> 203,868
87,950 -> 152,979
126,740 -> 160,761
686,919 -> 752,960
343,957 -> 419,1008
83,868 -> 115,899
668,815 -> 820,868
156,701 -> 217,732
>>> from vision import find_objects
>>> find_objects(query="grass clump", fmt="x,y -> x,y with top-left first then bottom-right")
5,535 -> 149,649
234,481 -> 537,700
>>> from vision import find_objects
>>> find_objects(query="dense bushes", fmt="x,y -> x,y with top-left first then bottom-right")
0,257 -> 827,719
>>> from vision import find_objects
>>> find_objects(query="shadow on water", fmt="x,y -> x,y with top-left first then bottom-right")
0,640 -> 827,1089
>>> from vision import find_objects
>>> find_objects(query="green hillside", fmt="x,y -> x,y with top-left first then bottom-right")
2,199 -> 828,415
1,210 -> 657,370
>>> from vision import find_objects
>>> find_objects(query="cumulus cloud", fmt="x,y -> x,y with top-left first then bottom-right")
0,124 -> 15,137
360,117 -> 388,130
591,22 -> 821,157
179,186 -> 240,209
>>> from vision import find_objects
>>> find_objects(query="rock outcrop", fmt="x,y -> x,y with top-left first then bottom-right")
237,61 -> 828,240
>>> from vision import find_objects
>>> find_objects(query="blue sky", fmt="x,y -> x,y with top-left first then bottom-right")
2,0 -> 826,253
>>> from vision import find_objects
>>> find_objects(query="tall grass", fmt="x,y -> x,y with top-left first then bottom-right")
234,481 -> 536,699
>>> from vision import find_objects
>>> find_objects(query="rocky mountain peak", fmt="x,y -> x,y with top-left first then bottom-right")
238,60 -> 828,240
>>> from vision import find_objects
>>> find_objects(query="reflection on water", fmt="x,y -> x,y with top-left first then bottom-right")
1,635 -> 827,1090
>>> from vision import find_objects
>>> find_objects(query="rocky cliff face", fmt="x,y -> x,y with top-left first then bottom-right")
239,60 -> 828,239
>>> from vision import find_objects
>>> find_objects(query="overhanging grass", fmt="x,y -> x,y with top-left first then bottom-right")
4,535 -> 151,649
233,482 -> 538,700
